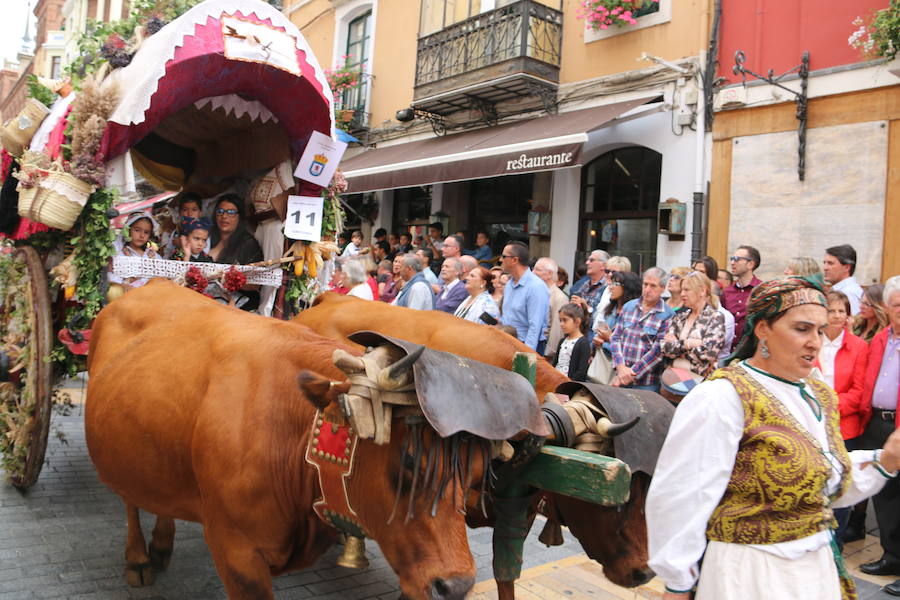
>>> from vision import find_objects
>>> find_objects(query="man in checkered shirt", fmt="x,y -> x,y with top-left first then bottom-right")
610,267 -> 675,392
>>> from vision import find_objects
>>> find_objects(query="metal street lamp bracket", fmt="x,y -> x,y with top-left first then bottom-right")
732,50 -> 809,180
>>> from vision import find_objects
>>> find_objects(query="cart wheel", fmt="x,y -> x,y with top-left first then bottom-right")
0,246 -> 54,489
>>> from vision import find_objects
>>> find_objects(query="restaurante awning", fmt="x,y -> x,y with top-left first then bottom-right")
341,96 -> 656,193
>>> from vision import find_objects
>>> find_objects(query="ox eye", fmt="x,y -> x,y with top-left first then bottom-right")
403,452 -> 416,471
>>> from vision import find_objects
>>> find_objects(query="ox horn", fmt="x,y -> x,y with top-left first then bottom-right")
596,416 -> 640,438
386,345 -> 425,380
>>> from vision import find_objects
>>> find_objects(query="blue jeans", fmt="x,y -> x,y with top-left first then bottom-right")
624,383 -> 659,393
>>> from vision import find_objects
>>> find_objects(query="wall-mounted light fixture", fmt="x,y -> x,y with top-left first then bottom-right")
393,107 -> 447,135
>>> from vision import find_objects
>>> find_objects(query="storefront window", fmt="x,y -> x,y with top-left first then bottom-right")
392,186 -> 434,235
470,173 -> 532,254
579,147 -> 661,272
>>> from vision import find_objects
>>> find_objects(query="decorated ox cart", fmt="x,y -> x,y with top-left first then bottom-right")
0,0 -> 339,488
0,1 -> 673,598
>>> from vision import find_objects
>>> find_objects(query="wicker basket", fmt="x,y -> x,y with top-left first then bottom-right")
18,171 -> 92,230
0,99 -> 51,157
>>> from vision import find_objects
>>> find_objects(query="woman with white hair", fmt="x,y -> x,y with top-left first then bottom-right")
342,257 -> 374,300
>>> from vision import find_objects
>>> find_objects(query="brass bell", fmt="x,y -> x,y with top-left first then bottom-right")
538,518 -> 564,547
336,535 -> 369,569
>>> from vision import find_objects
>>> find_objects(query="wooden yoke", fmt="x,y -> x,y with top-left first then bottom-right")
492,353 -> 632,592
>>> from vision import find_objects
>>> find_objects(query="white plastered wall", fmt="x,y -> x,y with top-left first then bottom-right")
550,108 -> 700,278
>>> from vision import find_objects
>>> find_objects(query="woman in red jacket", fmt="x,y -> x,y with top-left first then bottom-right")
819,291 -> 869,547
819,291 -> 870,440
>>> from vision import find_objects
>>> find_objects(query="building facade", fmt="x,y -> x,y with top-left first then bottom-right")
709,0 -> 899,282
290,0 -> 715,276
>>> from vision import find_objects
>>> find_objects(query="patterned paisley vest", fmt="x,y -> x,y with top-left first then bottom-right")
705,364 -> 856,600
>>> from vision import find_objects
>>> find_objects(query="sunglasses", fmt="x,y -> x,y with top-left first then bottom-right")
501,254 -> 516,260
215,208 -> 239,216
608,281 -> 623,288
729,256 -> 751,263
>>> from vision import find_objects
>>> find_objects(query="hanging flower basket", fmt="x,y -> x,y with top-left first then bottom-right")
849,2 -> 900,60
16,167 -> 93,231
576,0 -> 659,30
0,99 -> 51,157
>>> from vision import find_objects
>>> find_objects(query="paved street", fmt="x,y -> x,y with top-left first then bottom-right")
1,384 -> 899,599
0,388 -> 587,600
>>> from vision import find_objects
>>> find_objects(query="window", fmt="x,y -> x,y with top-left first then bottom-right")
420,0 -> 561,36
578,147 -> 662,271
584,0 -> 671,43
341,11 -> 372,114
632,1 -> 659,18
469,174 -> 533,251
50,56 -> 61,79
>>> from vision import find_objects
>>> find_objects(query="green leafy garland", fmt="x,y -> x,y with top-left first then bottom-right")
48,189 -> 116,377
66,0 -> 205,79
25,75 -> 55,109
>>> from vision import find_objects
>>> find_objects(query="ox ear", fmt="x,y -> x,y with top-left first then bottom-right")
298,371 -> 350,409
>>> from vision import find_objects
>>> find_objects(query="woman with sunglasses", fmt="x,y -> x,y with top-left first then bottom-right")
209,194 -> 264,310
853,284 -> 888,343
660,272 -> 727,401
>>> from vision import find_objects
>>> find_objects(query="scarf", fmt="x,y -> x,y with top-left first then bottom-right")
395,271 -> 433,308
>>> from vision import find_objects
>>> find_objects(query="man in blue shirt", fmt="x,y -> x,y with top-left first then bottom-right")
464,231 -> 494,268
499,241 -> 550,351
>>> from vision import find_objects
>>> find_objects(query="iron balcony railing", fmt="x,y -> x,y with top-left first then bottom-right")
415,0 -> 563,88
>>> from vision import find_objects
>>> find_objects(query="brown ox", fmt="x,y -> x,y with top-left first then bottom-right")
295,292 -> 654,594
86,280 -> 491,600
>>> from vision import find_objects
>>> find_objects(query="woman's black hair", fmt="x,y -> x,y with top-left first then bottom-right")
559,303 -> 588,334
696,256 -> 719,281
605,271 -> 642,316
209,194 -> 263,265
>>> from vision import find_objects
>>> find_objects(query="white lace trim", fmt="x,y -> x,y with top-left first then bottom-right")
194,94 -> 278,124
40,175 -> 92,207
112,255 -> 283,286
104,0 -> 333,132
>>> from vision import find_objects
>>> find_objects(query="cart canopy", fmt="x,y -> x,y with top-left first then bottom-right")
99,0 -> 334,184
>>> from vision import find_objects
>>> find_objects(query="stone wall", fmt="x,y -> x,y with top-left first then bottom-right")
728,120 -> 888,285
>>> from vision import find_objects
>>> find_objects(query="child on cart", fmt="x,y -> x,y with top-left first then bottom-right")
108,212 -> 162,293
172,217 -> 213,263
162,192 -> 204,258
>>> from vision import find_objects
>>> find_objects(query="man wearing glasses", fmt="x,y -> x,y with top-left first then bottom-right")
721,245 -> 762,353
499,242 -> 550,351
571,250 -> 610,319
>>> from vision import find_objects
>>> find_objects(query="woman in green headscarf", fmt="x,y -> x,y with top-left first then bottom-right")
645,276 -> 900,600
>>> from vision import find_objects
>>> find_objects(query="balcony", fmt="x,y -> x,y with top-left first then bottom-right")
413,0 -> 562,117
336,108 -> 371,135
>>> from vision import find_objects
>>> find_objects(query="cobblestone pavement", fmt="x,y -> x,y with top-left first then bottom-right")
2,392 -> 899,599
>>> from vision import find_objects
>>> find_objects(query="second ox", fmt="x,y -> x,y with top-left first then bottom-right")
296,292 -> 675,596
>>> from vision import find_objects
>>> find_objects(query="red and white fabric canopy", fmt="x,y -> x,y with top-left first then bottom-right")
98,0 -> 334,165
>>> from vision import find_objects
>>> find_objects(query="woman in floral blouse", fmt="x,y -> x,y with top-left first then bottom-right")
661,271 -> 727,378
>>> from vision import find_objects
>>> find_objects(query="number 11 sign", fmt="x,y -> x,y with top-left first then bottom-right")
284,195 -> 324,242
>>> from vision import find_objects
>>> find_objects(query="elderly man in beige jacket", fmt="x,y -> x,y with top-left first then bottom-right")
533,257 -> 569,362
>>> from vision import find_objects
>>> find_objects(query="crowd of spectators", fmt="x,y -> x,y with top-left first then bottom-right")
328,231 -> 900,578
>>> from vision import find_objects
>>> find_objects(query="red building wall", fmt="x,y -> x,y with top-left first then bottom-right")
717,0 -> 889,84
